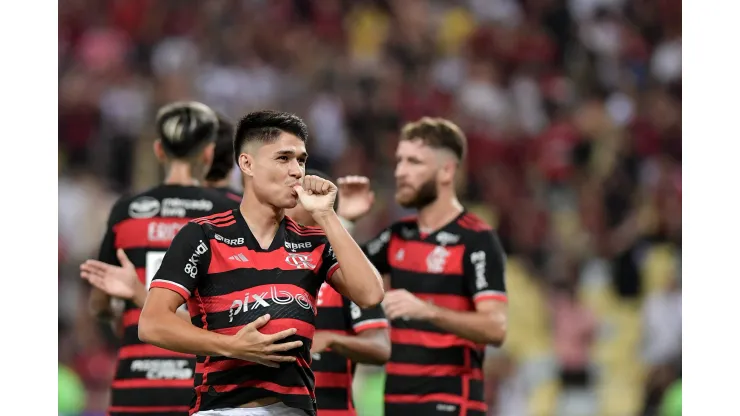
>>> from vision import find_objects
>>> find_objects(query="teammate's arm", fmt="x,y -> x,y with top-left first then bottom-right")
88,210 -> 118,320
139,223 -> 301,367
383,230 -> 508,346
313,301 -> 390,365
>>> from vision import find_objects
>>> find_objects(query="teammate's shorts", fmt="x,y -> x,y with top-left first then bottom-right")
385,402 -> 486,416
193,402 -> 306,416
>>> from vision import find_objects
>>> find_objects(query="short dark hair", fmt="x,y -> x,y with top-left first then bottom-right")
205,113 -> 236,182
233,110 -> 309,164
306,169 -> 338,211
400,117 -> 467,161
155,101 -> 219,159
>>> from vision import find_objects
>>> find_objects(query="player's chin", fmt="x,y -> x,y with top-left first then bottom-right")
395,190 -> 415,207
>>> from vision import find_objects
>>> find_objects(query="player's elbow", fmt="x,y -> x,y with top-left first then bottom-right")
356,288 -> 384,309
482,319 -> 507,347
138,310 -> 158,344
374,342 -> 391,365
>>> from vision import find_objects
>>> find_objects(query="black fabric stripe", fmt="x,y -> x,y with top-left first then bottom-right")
389,269 -> 466,296
199,269 -> 324,298
203,303 -> 316,332
110,387 -> 195,408
391,344 -> 467,366
314,307 -> 348,331
310,352 -> 350,373
315,387 -> 350,410
204,362 -> 314,389
384,374 -> 463,396
114,357 -> 196,381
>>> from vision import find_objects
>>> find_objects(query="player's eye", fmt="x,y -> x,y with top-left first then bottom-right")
298,157 -> 307,165
277,156 -> 289,161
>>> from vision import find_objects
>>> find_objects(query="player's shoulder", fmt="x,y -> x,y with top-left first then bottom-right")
189,209 -> 239,231
387,215 -> 418,234
195,187 -> 241,211
455,211 -> 494,234
106,187 -> 160,224
284,216 -> 327,239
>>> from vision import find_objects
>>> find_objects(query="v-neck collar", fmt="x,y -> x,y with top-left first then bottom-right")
416,210 -> 467,241
235,209 -> 286,252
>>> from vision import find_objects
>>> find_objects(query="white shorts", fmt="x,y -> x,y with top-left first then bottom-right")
193,402 -> 306,416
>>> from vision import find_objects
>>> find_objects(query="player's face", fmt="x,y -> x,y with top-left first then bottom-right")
394,139 -> 440,209
250,132 -> 307,209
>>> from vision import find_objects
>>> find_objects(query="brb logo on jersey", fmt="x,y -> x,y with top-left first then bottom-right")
229,286 -> 315,322
185,240 -> 208,278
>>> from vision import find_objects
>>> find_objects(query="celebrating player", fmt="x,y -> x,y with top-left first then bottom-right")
362,117 -> 509,416
138,110 -> 384,416
286,169 -> 390,416
81,101 -> 240,416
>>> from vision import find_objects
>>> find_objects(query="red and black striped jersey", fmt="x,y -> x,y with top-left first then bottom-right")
362,211 -> 507,416
150,211 -> 341,416
312,283 -> 388,416
97,184 -> 239,416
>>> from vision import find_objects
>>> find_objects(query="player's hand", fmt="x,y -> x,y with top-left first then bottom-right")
294,175 -> 338,217
337,176 -> 375,222
382,289 -> 436,321
310,331 -> 336,354
80,249 -> 141,300
228,314 -> 304,368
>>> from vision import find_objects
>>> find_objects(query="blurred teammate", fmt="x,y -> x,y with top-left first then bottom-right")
138,110 -> 384,416
362,117 -> 508,416
81,101 -> 240,416
286,169 -> 391,416
205,113 -> 242,202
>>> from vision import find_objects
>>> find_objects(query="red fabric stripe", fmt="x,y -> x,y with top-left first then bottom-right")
199,283 -> 317,313
109,405 -> 191,413
150,280 -> 190,301
210,380 -> 312,397
118,344 -> 192,360
200,219 -> 236,228
113,218 -> 190,250
388,236 -> 465,275
193,210 -> 234,222
286,217 -> 323,232
286,225 -> 326,236
317,410 -> 356,416
198,356 -> 312,374
391,328 -> 477,349
384,393 -> 487,410
213,318 -> 316,341
208,241 -> 327,274
317,284 -> 344,307
326,262 -> 340,280
474,293 -> 508,303
457,213 -> 491,231
226,193 -> 242,202
353,320 -> 389,333
385,363 -> 482,379
315,371 -> 351,388
122,308 -> 141,328
111,378 -> 193,389
418,293 -> 474,312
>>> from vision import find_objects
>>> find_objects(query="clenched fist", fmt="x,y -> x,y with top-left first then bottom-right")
294,175 -> 338,217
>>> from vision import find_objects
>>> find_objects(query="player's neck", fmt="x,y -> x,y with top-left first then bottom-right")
163,163 -> 199,186
417,194 -> 464,233
204,178 -> 230,189
240,186 -> 284,242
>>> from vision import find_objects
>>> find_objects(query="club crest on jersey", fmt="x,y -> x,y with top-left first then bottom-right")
285,253 -> 316,269
436,231 -> 460,245
129,197 -> 161,218
426,246 -> 450,273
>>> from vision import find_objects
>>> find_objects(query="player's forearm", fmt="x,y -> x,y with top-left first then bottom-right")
138,310 -> 231,357
428,306 -> 507,346
328,333 -> 391,366
315,212 -> 384,308
89,288 -> 114,320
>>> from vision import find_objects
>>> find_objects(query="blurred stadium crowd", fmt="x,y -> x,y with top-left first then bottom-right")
58,0 -> 681,415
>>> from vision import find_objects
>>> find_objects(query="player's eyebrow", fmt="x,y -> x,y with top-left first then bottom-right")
275,149 -> 308,158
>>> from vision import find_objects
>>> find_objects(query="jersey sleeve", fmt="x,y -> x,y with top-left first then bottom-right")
463,230 -> 508,304
361,227 -> 393,275
149,222 -> 211,301
317,241 -> 341,282
97,199 -> 126,265
344,297 -> 389,334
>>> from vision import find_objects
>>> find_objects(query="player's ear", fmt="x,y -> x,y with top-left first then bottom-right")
439,160 -> 456,185
201,142 -> 215,167
238,152 -> 254,177
153,140 -> 167,163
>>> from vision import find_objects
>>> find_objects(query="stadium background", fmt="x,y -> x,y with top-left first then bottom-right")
57,0 -> 681,415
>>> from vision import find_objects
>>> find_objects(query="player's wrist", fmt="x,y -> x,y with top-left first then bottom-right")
312,210 -> 338,227
425,302 -> 441,322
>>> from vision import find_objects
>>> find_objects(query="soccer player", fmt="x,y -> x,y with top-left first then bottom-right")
138,110 -> 385,416
286,169 -> 390,416
362,117 -> 508,416
81,101 -> 241,416
205,113 -> 243,202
